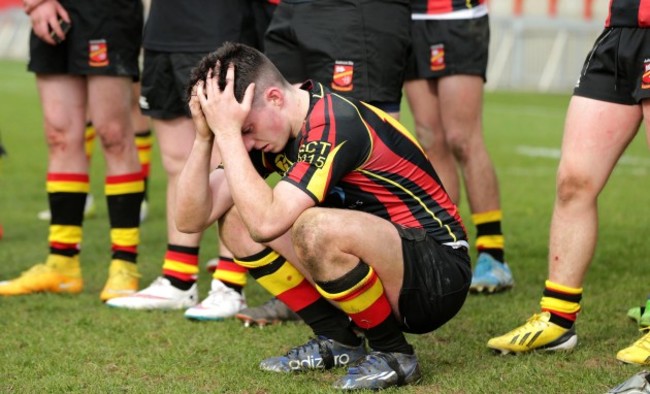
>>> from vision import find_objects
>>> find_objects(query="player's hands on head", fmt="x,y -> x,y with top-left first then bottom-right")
196,62 -> 255,142
189,82 -> 213,141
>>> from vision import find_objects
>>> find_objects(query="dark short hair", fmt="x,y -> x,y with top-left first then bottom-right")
186,41 -> 286,105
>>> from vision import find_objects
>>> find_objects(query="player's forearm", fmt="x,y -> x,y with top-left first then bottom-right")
218,137 -> 282,242
175,138 -> 216,233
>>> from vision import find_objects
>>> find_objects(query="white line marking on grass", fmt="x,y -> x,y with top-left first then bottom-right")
488,104 -> 566,119
516,145 -> 650,167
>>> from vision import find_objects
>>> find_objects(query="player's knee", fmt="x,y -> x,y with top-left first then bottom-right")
43,122 -> 82,153
292,209 -> 328,261
556,171 -> 595,203
219,209 -> 260,257
43,125 -> 67,148
445,130 -> 469,154
95,121 -> 131,154
159,149 -> 186,176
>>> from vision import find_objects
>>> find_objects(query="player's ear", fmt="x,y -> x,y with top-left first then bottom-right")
266,87 -> 284,107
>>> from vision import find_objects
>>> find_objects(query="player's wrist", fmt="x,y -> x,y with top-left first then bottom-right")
23,0 -> 49,15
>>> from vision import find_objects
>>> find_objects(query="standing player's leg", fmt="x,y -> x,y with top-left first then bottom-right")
616,98 -> 650,364
0,75 -> 87,295
131,81 -> 153,222
488,96 -> 642,354
436,74 -> 511,293
404,79 -> 461,202
36,114 -> 97,222
109,117 -> 202,310
88,75 -> 145,302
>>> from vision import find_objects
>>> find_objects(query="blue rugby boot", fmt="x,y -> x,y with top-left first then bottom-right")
470,253 -> 514,294
260,336 -> 366,373
332,351 -> 422,390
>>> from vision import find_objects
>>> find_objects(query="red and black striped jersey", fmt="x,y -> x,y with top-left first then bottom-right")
251,81 -> 467,245
605,0 -> 650,27
410,0 -> 486,15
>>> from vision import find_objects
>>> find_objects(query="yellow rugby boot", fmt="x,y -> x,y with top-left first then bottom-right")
487,311 -> 577,354
617,329 -> 650,365
0,254 -> 82,296
100,259 -> 140,302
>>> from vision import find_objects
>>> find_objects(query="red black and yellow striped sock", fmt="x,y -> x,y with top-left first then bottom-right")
134,130 -> 153,201
540,280 -> 582,329
213,256 -> 247,293
473,210 -> 505,263
105,172 -> 144,264
162,244 -> 199,290
47,173 -> 88,257
316,262 -> 412,354
235,248 -> 360,346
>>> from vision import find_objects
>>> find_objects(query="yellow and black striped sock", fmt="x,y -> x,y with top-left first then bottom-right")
473,210 -> 505,263
162,244 -> 199,290
134,130 -> 153,201
84,122 -> 95,161
213,256 -> 247,293
316,262 -> 412,354
47,173 -> 88,257
236,248 -> 359,346
540,280 -> 582,329
105,172 -> 144,264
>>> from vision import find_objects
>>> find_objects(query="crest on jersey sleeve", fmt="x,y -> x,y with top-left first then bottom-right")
331,61 -> 354,92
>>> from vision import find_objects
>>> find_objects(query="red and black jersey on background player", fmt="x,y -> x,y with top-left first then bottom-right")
410,0 -> 486,15
250,81 -> 467,245
606,0 -> 650,27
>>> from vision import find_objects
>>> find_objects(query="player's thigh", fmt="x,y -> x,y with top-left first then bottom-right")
404,80 -> 443,146
36,75 -> 87,135
87,75 -> 133,136
437,75 -> 484,133
642,100 -> 650,149
294,208 -> 404,296
559,96 -> 642,192
152,117 -> 195,175
404,79 -> 440,124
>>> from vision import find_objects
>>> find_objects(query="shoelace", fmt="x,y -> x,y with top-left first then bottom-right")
285,337 -> 337,369
110,267 -> 141,284
475,259 -> 495,275
147,277 -> 169,289
286,338 -> 321,357
348,354 -> 382,374
348,352 -> 405,384
21,264 -> 49,277
205,285 -> 236,304
633,328 -> 650,350
506,313 -> 548,335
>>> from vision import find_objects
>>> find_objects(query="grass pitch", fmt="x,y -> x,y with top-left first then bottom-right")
1,59 -> 650,393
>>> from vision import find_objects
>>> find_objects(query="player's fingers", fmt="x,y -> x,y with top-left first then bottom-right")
196,80 -> 208,106
223,63 -> 235,94
35,20 -> 55,45
212,60 -> 221,81
49,17 -> 65,42
204,68 -> 214,99
55,3 -> 70,24
242,83 -> 255,111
